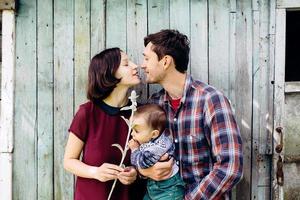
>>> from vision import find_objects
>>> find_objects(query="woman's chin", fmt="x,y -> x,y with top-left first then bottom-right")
131,78 -> 141,85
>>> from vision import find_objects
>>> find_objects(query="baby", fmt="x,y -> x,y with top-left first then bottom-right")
128,104 -> 185,200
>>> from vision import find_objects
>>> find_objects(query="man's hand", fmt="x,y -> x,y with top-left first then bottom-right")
118,166 -> 137,185
128,139 -> 139,150
138,154 -> 173,181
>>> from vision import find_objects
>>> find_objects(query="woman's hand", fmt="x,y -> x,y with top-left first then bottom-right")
91,163 -> 124,182
118,166 -> 137,185
138,154 -> 173,181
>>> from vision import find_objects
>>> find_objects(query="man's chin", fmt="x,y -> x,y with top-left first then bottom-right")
145,79 -> 156,84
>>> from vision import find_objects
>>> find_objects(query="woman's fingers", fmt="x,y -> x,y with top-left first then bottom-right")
118,167 -> 137,185
96,163 -> 124,182
103,163 -> 124,172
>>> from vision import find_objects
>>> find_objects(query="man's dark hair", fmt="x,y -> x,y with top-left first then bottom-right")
134,104 -> 167,135
87,47 -> 121,102
144,29 -> 190,73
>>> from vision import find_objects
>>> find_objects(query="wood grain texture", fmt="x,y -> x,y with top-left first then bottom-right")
54,0 -> 74,199
74,0 -> 90,109
147,0 -> 169,97
190,0 -> 208,83
37,0 -> 54,198
106,0 -> 127,50
13,0 -> 37,198
0,10 -> 15,200
208,0 -> 230,96
127,0 -> 148,103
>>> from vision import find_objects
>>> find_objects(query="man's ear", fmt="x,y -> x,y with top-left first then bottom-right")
162,55 -> 173,70
151,130 -> 160,139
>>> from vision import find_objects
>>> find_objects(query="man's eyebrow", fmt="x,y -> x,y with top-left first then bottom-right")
142,53 -> 147,57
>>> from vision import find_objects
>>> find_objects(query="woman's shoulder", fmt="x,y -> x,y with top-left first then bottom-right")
79,101 -> 93,109
75,101 -> 95,115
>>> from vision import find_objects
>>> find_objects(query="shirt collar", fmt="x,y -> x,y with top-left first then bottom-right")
95,100 -> 130,116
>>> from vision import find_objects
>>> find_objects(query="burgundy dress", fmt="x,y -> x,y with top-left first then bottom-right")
68,101 -> 145,200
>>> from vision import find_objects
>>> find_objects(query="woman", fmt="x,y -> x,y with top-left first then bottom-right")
64,48 -> 144,200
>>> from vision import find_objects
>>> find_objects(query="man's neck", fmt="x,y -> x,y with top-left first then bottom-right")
160,72 -> 187,100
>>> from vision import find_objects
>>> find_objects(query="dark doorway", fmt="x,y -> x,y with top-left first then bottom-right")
285,11 -> 300,82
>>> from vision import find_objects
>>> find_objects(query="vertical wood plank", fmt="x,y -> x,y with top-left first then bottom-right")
91,0 -> 105,57
170,0 -> 191,73
147,0 -> 170,97
251,8 -> 260,200
268,0 -> 276,155
208,0 -> 230,96
0,14 -> 2,99
252,0 -> 273,199
0,154 -> 12,199
190,0 -> 208,83
170,0 -> 190,37
273,8 -> 286,200
127,0 -> 148,103
54,0 -> 74,199
37,0 -> 54,199
228,1 -> 238,199
106,0 -> 127,50
0,10 -> 15,200
0,11 -> 14,155
257,0 -> 272,156
234,0 -> 252,199
74,0 -> 90,109
13,0 -> 37,198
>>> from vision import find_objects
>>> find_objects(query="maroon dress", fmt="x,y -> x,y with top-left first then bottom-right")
69,101 -> 145,200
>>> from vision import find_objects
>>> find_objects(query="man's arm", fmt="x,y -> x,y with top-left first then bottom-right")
186,92 -> 243,200
138,154 -> 174,181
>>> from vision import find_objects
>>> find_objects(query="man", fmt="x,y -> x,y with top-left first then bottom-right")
139,29 -> 243,200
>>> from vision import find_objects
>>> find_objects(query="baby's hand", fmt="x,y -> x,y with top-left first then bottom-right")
128,139 -> 139,150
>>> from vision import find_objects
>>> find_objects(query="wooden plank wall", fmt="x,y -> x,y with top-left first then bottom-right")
0,13 -> 2,99
12,0 -> 276,199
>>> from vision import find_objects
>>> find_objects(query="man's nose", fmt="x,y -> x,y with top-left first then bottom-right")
140,62 -> 146,69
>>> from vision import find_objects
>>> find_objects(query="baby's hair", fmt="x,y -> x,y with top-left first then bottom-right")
134,104 -> 167,134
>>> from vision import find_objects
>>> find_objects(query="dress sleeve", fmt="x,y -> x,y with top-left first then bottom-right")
68,105 -> 89,142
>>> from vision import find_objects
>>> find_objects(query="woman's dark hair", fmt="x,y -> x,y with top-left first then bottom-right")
134,104 -> 167,135
144,29 -> 190,73
87,47 -> 121,102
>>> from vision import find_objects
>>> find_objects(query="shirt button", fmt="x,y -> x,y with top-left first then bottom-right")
173,118 -> 177,122
174,139 -> 178,143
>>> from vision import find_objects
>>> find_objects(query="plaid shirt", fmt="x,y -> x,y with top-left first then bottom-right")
150,75 -> 243,200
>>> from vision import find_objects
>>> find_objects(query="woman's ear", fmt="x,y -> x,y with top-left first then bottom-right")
151,130 -> 160,139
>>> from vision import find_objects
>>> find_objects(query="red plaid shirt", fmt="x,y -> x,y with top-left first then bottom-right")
150,75 -> 243,200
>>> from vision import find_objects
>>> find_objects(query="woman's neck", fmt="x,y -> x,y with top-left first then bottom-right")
103,86 -> 129,107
